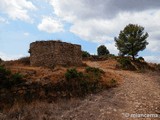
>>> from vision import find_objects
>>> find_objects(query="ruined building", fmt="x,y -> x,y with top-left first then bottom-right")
29,41 -> 82,67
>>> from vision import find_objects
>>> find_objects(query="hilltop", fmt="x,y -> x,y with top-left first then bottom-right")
0,56 -> 160,120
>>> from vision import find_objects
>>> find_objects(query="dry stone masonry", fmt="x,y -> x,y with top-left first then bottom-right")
29,40 -> 82,67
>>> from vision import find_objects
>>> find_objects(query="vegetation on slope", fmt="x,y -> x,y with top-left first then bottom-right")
0,65 -> 117,111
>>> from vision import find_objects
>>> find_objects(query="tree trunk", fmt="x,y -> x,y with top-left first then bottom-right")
132,54 -> 135,61
131,44 -> 135,61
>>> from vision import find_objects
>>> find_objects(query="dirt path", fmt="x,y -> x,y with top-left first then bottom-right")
50,61 -> 159,120
1,61 -> 160,120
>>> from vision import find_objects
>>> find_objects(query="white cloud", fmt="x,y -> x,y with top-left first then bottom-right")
70,10 -> 160,46
70,19 -> 114,43
0,52 -> 23,61
105,42 -> 119,55
147,40 -> 160,52
0,0 -> 37,22
146,31 -> 160,52
48,0 -> 160,53
38,17 -> 64,33
49,0 -> 160,21
143,56 -> 160,63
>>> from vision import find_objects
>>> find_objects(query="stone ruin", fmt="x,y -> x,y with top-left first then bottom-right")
29,40 -> 82,67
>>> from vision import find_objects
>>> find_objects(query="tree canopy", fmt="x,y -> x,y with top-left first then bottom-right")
115,24 -> 149,60
97,45 -> 110,56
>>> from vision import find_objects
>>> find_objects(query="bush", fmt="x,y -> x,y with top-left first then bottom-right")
64,68 -> 104,97
0,65 -> 12,89
85,67 -> 104,92
65,68 -> 87,96
82,51 -> 90,58
117,57 -> 135,70
11,73 -> 24,86
0,65 -> 11,79
65,68 -> 83,81
137,57 -> 144,61
0,65 -> 24,89
85,66 -> 104,75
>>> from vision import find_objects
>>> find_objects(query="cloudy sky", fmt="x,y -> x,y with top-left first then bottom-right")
0,0 -> 160,63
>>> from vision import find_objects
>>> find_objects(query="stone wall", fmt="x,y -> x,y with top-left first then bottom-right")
29,41 -> 82,67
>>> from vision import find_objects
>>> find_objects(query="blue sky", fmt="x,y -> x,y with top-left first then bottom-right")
0,0 -> 160,63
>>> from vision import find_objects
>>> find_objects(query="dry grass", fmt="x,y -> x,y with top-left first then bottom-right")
6,59 -> 122,86
0,58 -> 124,113
1,98 -> 83,120
7,60 -> 121,85
84,59 -> 123,84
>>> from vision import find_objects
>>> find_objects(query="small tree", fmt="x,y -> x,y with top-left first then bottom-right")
115,24 -> 149,60
97,45 -> 109,56
82,51 -> 90,58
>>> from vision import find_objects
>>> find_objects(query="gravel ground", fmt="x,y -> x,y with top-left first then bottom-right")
56,71 -> 160,120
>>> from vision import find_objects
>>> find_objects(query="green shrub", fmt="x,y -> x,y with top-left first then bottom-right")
65,68 -> 82,81
82,51 -> 90,58
0,65 -> 11,79
0,65 -> 24,89
64,68 -> 104,97
137,57 -> 144,61
85,67 -> 104,83
85,67 -> 104,91
85,67 -> 104,74
117,57 -> 135,70
65,68 -> 87,96
11,73 -> 24,85
0,66 -> 11,89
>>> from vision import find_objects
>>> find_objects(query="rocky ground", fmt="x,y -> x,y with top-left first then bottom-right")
0,60 -> 160,120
